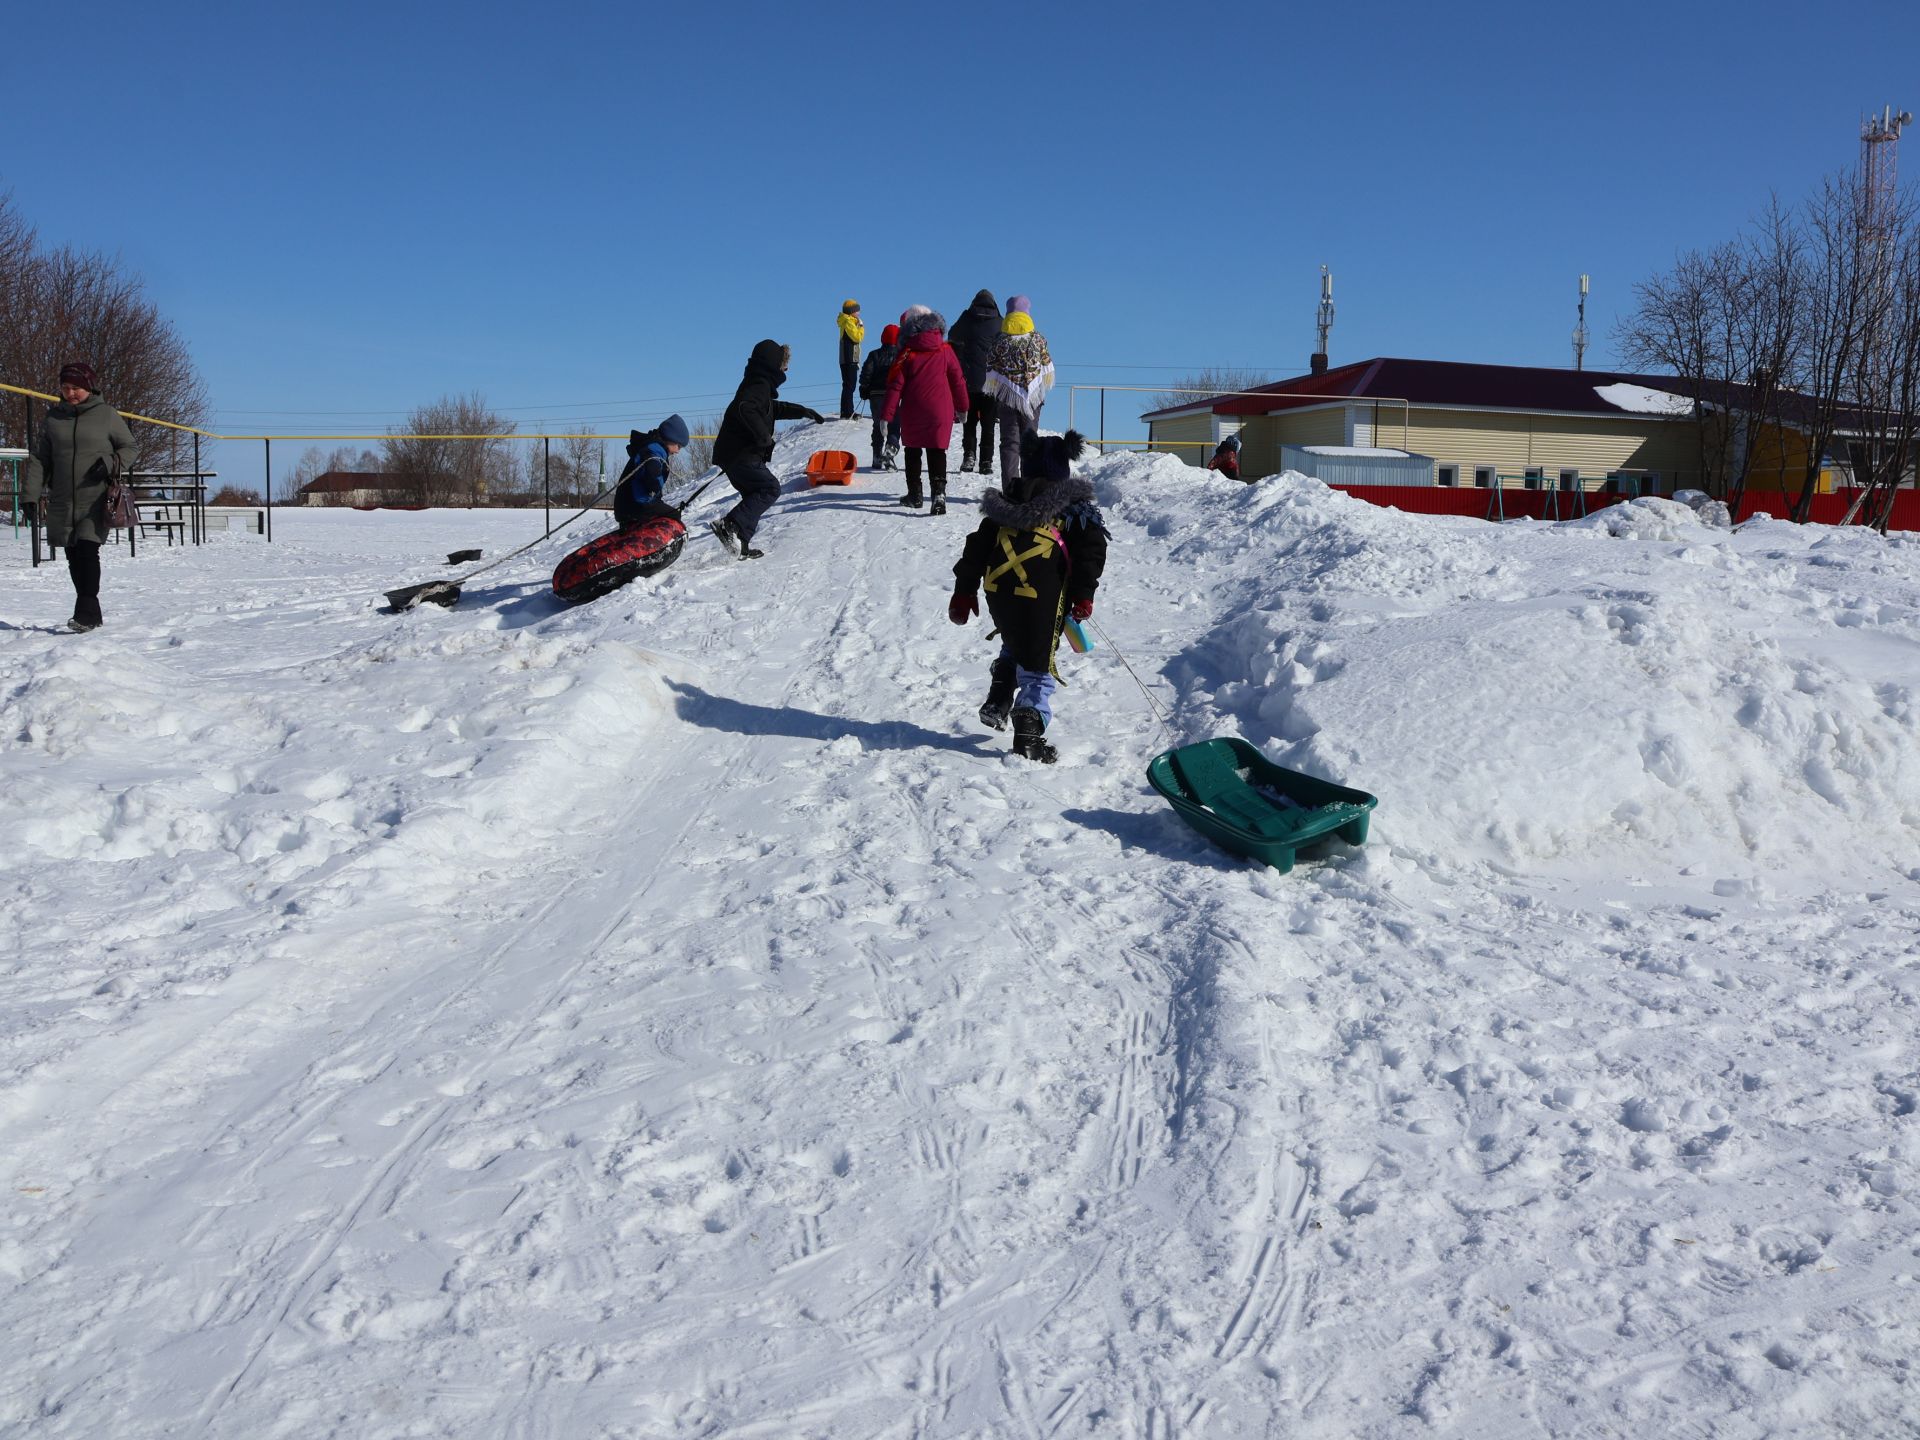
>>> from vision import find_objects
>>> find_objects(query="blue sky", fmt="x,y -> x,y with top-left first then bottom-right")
9,0 -> 1920,488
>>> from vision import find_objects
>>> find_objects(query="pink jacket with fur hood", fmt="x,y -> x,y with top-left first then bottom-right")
881,325 -> 969,450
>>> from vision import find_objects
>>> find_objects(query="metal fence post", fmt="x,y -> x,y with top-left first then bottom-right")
1099,389 -> 1106,455
264,438 -> 272,542
544,436 -> 551,537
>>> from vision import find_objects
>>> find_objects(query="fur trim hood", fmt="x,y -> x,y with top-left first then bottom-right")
979,473 -> 1097,529
900,306 -> 946,340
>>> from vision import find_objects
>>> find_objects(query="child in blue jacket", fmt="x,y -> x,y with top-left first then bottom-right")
613,414 -> 690,528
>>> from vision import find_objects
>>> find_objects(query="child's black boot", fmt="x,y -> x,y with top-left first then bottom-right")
1010,706 -> 1057,763
978,658 -> 1016,729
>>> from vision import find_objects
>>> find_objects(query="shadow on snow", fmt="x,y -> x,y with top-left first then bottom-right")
666,679 -> 997,757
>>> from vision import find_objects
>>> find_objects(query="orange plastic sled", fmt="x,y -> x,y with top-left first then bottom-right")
806,450 -> 858,486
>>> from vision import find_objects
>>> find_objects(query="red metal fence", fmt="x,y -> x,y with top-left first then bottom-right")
1325,483 -> 1920,531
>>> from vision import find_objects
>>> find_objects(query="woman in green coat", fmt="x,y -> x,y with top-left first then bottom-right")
26,362 -> 136,631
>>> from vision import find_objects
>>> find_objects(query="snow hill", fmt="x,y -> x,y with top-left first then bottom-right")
3,421 -> 1918,1438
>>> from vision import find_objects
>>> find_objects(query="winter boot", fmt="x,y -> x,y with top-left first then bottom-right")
930,485 -> 947,516
978,658 -> 1017,730
711,517 -> 764,560
1010,706 -> 1057,763
898,489 -> 924,508
872,449 -> 885,471
960,447 -> 976,474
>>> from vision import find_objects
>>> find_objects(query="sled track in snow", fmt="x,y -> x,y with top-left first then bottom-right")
176,562 -> 868,1433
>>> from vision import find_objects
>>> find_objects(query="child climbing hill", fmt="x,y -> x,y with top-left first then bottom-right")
948,430 -> 1107,763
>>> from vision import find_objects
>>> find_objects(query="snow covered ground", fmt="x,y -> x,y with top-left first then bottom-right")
3,422 -> 1918,1438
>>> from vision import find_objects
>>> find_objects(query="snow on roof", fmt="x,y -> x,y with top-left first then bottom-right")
1595,382 -> 1694,416
1297,446 -> 1416,458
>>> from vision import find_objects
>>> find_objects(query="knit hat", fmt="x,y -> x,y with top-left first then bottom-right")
59,362 -> 97,393
1006,295 -> 1031,315
881,323 -> 900,346
842,298 -> 860,314
658,414 -> 690,448
1021,429 -> 1085,483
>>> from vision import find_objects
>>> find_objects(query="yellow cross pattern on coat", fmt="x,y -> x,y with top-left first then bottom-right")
983,528 -> 1055,599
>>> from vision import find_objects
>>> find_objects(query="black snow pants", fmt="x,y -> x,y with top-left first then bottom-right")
721,458 -> 782,543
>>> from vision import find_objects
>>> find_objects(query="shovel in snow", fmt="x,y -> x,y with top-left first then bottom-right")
382,466 -> 723,612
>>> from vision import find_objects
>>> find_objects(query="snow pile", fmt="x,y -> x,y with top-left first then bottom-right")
1094,456 -> 1920,880
1596,380 -> 1695,415
3,423 -> 1918,1437
1563,492 -> 1711,541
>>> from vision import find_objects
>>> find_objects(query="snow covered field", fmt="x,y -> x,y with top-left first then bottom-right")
3,422 -> 1918,1438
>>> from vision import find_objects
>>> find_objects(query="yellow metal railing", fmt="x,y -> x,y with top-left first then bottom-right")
0,381 -> 713,443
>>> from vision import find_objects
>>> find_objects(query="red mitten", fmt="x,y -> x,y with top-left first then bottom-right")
1070,598 -> 1093,621
948,591 -> 978,625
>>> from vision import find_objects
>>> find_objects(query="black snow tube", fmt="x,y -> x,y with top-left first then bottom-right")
552,517 -> 687,603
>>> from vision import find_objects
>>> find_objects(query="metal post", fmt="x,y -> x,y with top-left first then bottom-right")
544,435 -> 551,537
264,438 -> 272,542
1099,389 -> 1105,455
193,433 -> 202,544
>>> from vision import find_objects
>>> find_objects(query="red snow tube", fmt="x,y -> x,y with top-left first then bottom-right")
552,517 -> 687,603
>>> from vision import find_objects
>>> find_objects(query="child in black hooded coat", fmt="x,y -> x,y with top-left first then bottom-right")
948,430 -> 1108,763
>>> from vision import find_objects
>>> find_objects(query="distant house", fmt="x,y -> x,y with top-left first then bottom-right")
298,472 -> 413,507
1142,357 -> 1863,495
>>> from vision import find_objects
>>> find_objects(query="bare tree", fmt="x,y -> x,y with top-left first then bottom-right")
0,191 -> 211,470
523,426 -> 607,506
1728,199 -> 1805,517
1146,367 -> 1273,415
1842,203 -> 1920,529
383,393 -> 516,506
672,414 -> 722,484
1619,201 -> 1806,513
1789,169 -> 1880,521
1619,246 -> 1728,492
287,443 -> 384,506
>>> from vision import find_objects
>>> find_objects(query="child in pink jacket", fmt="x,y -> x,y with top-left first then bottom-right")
881,305 -> 969,515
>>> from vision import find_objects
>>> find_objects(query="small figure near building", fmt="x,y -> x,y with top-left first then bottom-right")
1207,433 -> 1243,482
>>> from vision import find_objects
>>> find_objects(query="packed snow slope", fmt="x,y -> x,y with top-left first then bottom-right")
3,422 -> 1919,1439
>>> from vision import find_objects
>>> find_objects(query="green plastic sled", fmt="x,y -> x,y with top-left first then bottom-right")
1146,737 -> 1377,873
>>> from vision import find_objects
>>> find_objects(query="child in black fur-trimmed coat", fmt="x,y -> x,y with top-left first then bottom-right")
948,430 -> 1108,763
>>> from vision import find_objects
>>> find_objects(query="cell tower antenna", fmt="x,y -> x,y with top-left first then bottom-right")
1573,274 -> 1590,371
1311,266 -> 1334,375
1863,104 -> 1912,228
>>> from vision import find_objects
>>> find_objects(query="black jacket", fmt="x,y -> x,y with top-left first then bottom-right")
713,340 -> 815,467
947,290 -> 1002,394
953,474 -> 1108,676
858,343 -> 900,401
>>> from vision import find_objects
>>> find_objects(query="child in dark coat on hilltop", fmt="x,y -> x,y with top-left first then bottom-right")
710,340 -> 827,559
613,413 -> 690,528
948,430 -> 1107,763
858,323 -> 902,470
881,306 -> 969,514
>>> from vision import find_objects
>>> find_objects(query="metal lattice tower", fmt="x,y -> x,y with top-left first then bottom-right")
1572,274 -> 1590,371
1863,104 -> 1911,224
